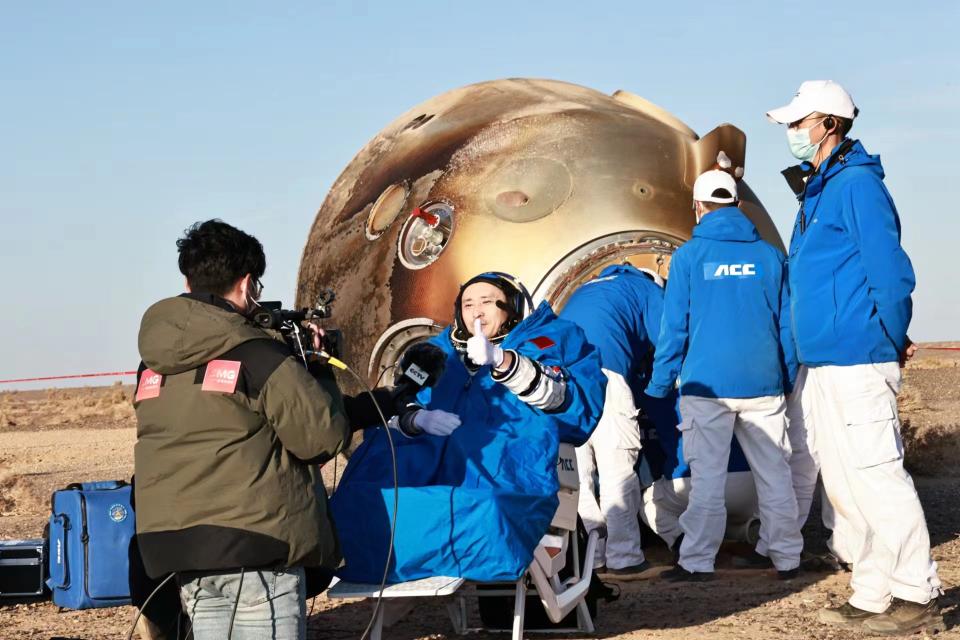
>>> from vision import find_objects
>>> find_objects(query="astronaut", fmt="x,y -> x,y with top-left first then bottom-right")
559,264 -> 666,577
330,272 -> 605,583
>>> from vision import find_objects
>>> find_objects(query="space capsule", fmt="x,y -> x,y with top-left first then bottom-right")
296,78 -> 782,383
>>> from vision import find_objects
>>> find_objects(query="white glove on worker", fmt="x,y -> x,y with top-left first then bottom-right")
411,409 -> 462,436
466,318 -> 505,367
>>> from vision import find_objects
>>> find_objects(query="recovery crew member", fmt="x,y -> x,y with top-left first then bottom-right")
767,80 -> 942,634
559,263 -> 666,577
646,169 -> 802,582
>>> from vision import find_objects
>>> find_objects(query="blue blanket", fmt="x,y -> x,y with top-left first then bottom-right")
331,303 -> 604,583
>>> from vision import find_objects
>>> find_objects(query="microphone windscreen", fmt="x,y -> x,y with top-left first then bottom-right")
396,342 -> 447,388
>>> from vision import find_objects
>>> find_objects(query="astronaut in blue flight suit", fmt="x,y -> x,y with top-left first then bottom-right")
331,272 -> 606,583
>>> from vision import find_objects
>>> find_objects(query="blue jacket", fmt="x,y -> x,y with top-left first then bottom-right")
788,140 -> 915,366
330,303 -> 605,583
559,264 -> 664,405
647,207 -> 798,399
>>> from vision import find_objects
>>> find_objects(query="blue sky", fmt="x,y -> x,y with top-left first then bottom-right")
1,1 -> 957,388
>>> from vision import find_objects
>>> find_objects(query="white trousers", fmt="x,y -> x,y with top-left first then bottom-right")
640,472 -> 759,549
804,362 -> 941,612
787,365 -> 853,562
575,370 -> 646,570
677,395 -> 802,573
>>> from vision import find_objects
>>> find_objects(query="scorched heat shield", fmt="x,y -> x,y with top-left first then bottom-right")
296,78 -> 782,382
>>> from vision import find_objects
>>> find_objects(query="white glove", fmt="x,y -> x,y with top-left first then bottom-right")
466,318 -> 504,367
413,409 -> 462,436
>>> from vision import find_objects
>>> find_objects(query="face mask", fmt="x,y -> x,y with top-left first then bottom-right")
787,120 -> 828,162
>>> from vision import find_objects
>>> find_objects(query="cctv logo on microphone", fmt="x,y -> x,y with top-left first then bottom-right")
704,262 -> 759,280
202,360 -> 242,393
403,363 -> 429,386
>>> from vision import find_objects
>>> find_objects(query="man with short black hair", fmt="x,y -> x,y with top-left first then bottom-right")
768,81 -> 943,635
646,169 -> 802,583
133,219 -> 459,639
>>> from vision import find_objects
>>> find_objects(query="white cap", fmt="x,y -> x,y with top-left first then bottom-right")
693,170 -> 738,204
637,267 -> 665,288
766,80 -> 858,124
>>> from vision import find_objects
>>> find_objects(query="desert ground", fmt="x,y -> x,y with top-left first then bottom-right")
1,344 -> 958,639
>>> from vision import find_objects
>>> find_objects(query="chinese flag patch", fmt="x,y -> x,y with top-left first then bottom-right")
135,369 -> 163,401
202,360 -> 242,393
529,336 -> 556,350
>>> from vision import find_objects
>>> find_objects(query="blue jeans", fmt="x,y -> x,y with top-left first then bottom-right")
179,567 -> 306,640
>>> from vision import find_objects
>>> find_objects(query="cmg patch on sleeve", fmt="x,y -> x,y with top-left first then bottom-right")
528,336 -> 556,350
201,360 -> 242,393
135,369 -> 163,401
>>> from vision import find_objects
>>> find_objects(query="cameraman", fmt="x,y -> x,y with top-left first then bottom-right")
133,220 -> 459,640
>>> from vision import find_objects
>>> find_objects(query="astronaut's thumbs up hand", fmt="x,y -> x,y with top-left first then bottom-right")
467,318 -> 504,367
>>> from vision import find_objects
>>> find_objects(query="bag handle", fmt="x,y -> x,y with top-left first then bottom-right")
46,513 -> 71,590
64,480 -> 129,492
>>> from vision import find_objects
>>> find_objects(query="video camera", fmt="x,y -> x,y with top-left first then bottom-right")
252,289 -> 343,362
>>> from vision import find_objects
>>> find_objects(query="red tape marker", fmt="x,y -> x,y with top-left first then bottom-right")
2,346 -> 957,384
0,371 -> 138,384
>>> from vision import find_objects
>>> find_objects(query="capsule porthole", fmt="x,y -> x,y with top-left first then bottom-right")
397,201 -> 455,270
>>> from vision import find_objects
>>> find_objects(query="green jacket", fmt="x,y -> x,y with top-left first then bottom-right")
133,293 -> 351,578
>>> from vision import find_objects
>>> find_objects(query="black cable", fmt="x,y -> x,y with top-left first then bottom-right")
227,567 -> 245,639
332,455 -> 338,494
331,364 -> 395,493
308,593 -> 318,620
337,363 -> 399,640
125,572 -> 177,640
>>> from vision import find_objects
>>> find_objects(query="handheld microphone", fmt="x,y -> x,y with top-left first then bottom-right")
391,342 -> 447,414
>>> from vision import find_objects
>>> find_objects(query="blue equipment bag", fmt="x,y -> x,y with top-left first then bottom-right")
46,481 -> 134,609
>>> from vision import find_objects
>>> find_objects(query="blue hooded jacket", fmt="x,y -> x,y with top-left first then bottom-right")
559,264 -> 664,404
788,140 -> 915,366
330,302 -> 605,583
647,207 -> 798,399
560,264 -> 751,483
